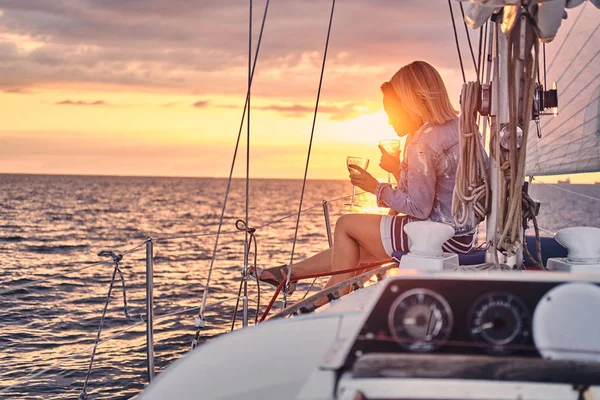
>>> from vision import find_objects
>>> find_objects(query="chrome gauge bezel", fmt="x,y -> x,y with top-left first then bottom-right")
387,288 -> 454,352
467,291 -> 530,352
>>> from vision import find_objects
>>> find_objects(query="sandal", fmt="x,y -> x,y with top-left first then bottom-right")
250,264 -> 297,295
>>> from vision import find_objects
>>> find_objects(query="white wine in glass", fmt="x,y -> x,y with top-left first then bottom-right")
379,139 -> 401,184
346,156 -> 370,207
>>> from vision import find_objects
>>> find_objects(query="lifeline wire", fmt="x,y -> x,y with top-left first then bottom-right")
79,253 -> 130,400
196,0 -> 271,325
284,0 -> 336,309
532,178 -> 600,202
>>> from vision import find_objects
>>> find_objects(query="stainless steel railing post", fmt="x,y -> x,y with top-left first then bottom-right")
322,200 -> 333,248
145,236 -> 155,383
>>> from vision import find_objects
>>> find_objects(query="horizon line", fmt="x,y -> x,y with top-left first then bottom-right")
0,172 -> 349,181
1,172 -> 598,184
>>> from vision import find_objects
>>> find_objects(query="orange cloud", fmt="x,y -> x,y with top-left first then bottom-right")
55,99 -> 108,106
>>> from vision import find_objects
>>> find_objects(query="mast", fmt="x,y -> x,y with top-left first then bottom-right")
485,7 -> 537,268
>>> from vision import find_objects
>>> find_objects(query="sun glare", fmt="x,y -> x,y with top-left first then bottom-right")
329,111 -> 396,144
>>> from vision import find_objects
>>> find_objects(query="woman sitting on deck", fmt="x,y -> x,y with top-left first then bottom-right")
255,61 -> 477,298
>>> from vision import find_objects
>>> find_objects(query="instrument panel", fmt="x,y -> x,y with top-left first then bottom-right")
340,273 -> 600,369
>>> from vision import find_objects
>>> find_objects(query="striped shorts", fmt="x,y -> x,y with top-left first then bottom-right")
380,215 -> 475,257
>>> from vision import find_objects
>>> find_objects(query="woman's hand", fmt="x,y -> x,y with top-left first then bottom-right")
349,165 -> 379,194
378,144 -> 400,173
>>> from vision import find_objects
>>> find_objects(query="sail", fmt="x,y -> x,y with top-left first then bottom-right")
525,3 -> 600,176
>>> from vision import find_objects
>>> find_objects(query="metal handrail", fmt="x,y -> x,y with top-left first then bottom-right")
145,237 -> 155,383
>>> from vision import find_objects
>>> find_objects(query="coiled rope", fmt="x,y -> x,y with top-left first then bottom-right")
453,81 -> 490,228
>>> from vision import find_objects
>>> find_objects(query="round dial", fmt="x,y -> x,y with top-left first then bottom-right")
468,292 -> 530,351
388,288 -> 453,352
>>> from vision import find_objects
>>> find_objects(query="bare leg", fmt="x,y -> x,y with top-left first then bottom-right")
257,214 -> 389,299
323,214 -> 389,297
290,249 -> 333,277
260,235 -> 385,282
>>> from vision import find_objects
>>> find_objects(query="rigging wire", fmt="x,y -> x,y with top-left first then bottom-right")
459,1 -> 479,79
448,0 -> 466,83
477,22 -> 485,84
284,0 -> 337,308
481,21 -> 489,84
241,0 -> 253,329
532,178 -> 600,202
196,0 -> 271,324
542,42 -> 547,89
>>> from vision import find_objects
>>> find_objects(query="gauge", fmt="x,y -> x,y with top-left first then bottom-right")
468,292 -> 530,352
388,288 -> 453,352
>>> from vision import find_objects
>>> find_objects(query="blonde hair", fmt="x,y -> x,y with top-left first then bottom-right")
384,61 -> 458,125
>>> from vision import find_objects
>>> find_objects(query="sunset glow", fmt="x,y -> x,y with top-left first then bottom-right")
1,0 -> 598,183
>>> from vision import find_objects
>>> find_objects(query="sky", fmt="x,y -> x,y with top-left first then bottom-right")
0,0 -> 598,183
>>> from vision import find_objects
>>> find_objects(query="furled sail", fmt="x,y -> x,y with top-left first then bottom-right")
525,3 -> 600,176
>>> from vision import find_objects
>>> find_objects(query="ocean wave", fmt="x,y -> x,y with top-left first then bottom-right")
0,236 -> 25,242
24,244 -> 90,254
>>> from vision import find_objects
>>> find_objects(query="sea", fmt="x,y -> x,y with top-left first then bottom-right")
0,174 -> 599,399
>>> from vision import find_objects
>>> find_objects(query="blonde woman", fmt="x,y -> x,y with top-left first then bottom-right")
254,61 -> 476,299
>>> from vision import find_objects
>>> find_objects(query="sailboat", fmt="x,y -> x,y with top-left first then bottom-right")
128,1 -> 600,399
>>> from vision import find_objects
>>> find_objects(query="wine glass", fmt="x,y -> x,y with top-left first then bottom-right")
346,156 -> 370,207
379,139 -> 401,184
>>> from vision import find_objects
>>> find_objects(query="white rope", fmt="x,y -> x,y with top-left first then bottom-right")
453,81 -> 490,228
533,178 -> 600,202
496,31 -> 538,255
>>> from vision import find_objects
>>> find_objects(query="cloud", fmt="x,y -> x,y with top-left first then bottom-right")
0,0 -> 479,100
252,103 -> 363,121
192,100 -> 210,108
2,87 -> 33,94
55,99 -> 108,106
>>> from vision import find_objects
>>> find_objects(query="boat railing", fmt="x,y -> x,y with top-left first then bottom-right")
0,192 -> 355,398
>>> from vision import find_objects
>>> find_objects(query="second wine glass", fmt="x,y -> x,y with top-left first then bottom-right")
379,139 -> 401,184
346,156 -> 370,207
